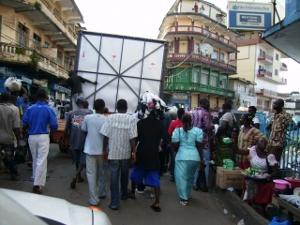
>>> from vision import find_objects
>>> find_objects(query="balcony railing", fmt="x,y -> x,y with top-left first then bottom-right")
167,53 -> 236,74
257,69 -> 273,79
258,53 -> 273,64
164,81 -> 235,98
234,90 -> 256,97
280,62 -> 288,71
255,88 -> 286,100
38,0 -> 77,42
0,42 -> 69,79
257,69 -> 287,85
163,26 -> 237,50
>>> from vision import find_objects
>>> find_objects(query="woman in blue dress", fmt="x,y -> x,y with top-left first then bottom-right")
172,114 -> 204,206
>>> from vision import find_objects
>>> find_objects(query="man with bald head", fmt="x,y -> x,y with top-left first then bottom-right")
266,99 -> 292,161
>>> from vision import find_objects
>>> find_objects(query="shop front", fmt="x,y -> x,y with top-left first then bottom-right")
32,79 -> 49,96
49,83 -> 71,100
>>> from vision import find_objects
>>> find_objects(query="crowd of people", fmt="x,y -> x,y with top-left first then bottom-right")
0,84 -> 294,214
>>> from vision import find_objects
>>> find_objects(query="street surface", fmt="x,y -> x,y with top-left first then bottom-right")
0,144 -> 236,225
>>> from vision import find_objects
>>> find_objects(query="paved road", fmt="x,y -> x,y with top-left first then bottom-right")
0,144 -> 236,225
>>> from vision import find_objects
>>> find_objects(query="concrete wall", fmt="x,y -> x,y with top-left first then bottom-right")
180,1 -> 227,26
232,45 -> 256,82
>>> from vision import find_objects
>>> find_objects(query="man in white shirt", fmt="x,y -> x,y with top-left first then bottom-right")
81,99 -> 108,206
100,99 -> 137,210
248,106 -> 260,129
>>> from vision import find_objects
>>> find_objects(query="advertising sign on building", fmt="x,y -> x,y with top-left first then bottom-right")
50,83 -> 71,95
21,76 -> 32,84
33,79 -> 48,87
228,1 -> 273,30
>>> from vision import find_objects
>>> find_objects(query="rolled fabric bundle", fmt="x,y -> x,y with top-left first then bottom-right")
4,77 -> 22,92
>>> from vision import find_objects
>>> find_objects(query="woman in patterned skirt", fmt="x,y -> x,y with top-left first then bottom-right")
238,114 -> 267,169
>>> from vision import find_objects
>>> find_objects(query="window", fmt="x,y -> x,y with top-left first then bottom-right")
44,41 -> 50,48
216,14 -> 223,22
194,43 -> 200,54
192,71 -> 199,83
276,53 -> 279,61
212,50 -> 218,60
210,76 -> 217,87
240,85 -> 246,92
64,56 -> 70,69
229,53 -> 236,60
168,42 -> 173,53
18,23 -> 28,47
33,33 -> 41,51
219,78 -> 226,88
259,49 -> 265,58
275,69 -> 278,76
0,16 -> 2,38
236,34 -> 245,40
220,53 -> 225,62
57,51 -> 63,65
201,73 -> 208,85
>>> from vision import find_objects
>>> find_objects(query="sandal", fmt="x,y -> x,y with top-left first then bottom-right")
150,204 -> 161,212
180,200 -> 188,206
128,192 -> 136,199
70,177 -> 77,189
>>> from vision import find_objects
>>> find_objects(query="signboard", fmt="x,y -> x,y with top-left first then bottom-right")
21,76 -> 32,84
50,83 -> 71,95
33,79 -> 48,87
172,93 -> 188,100
228,1 -> 273,30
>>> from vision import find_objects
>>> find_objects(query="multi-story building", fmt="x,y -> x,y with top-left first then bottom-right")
284,92 -> 300,120
231,30 -> 288,113
158,0 -> 238,111
228,77 -> 256,110
0,0 -> 84,99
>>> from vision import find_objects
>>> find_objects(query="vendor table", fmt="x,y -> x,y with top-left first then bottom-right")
277,198 -> 300,224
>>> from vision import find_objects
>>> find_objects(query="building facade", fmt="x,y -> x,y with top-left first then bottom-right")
284,92 -> 300,120
228,77 -> 256,110
0,0 -> 83,99
232,31 -> 288,113
158,0 -> 238,111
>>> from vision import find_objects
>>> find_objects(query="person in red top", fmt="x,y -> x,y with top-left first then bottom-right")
194,3 -> 198,13
168,108 -> 185,181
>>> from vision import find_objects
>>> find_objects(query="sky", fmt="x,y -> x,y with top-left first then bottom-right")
74,0 -> 298,94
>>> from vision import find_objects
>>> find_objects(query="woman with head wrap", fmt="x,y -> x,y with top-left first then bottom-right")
238,114 -> 267,169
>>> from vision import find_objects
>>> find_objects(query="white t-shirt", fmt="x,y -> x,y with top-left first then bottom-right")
81,113 -> 107,155
253,116 -> 260,125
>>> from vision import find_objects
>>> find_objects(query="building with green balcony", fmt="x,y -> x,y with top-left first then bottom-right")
158,0 -> 238,110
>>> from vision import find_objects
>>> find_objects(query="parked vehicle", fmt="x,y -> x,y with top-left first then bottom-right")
0,188 -> 112,225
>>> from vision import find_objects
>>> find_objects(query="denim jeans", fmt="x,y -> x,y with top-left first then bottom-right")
0,143 -> 18,178
109,158 -> 131,209
194,148 -> 210,187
